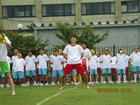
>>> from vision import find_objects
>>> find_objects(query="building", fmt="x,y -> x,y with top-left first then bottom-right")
0,0 -> 140,48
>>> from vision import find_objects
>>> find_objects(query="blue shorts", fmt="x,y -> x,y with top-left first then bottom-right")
66,70 -> 76,77
26,70 -> 36,76
13,71 -> 24,79
117,69 -> 126,75
0,73 -> 5,78
102,68 -> 111,74
90,69 -> 97,75
133,66 -> 140,72
39,68 -> 47,75
52,70 -> 63,77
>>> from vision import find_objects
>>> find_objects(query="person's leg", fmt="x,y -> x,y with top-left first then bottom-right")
43,69 -> 48,85
32,70 -> 36,84
60,64 -> 73,89
76,64 -> 90,88
58,70 -> 63,84
5,73 -> 16,95
26,71 -> 30,85
117,70 -> 121,83
52,70 -> 57,84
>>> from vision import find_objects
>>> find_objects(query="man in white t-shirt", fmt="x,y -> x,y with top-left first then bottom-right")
0,33 -> 16,95
37,49 -> 49,86
60,35 -> 90,89
129,46 -> 140,83
25,50 -> 37,86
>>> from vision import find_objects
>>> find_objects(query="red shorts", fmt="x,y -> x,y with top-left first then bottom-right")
97,68 -> 102,76
111,68 -> 117,73
63,63 -> 85,74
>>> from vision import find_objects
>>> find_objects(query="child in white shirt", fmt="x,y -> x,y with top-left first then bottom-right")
89,49 -> 98,85
13,53 -> 25,87
116,49 -> 127,83
50,49 -> 64,85
37,49 -> 49,86
25,50 -> 37,86
100,48 -> 113,84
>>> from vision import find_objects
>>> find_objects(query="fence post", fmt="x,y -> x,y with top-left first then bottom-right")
113,45 -> 116,54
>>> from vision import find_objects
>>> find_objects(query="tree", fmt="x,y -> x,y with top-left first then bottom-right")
3,31 -> 48,57
56,23 -> 109,49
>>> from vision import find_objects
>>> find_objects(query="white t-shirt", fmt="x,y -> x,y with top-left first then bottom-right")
125,55 -> 129,67
63,44 -> 84,64
50,55 -> 64,70
111,56 -> 117,68
14,58 -> 25,72
0,37 -> 11,61
82,48 -> 91,59
88,55 -> 98,70
100,54 -> 112,69
25,55 -> 36,71
37,54 -> 49,69
116,54 -> 126,69
130,52 -> 140,66
11,55 -> 19,70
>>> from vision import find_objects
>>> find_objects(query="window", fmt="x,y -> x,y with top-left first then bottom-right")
3,5 -> 35,18
121,0 -> 140,13
81,2 -> 115,15
42,4 -> 75,17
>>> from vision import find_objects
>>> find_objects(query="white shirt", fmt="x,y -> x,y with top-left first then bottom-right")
100,54 -> 112,69
37,54 -> 49,69
125,55 -> 129,67
116,54 -> 126,69
82,48 -> 91,59
14,58 -> 25,72
0,37 -> 11,61
130,52 -> 140,66
111,56 -> 117,68
25,55 -> 36,71
89,55 -> 98,70
50,55 -> 64,70
11,55 -> 18,69
63,44 -> 84,64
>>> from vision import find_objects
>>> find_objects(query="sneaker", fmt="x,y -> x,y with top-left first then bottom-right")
33,82 -> 37,86
103,81 -> 106,84
116,81 -> 121,84
39,83 -> 44,86
95,81 -> 99,84
109,81 -> 113,84
6,84 -> 10,88
51,82 -> 56,86
66,83 -> 70,85
44,83 -> 49,86
21,84 -> 26,87
0,84 -> 4,88
124,81 -> 128,83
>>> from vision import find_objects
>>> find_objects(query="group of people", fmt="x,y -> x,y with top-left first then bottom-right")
1,34 -> 140,95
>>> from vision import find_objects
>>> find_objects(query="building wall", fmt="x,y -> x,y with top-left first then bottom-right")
0,0 -> 139,30
36,24 -> 140,48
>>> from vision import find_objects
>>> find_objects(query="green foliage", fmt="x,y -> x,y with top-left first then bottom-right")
56,23 -> 109,49
4,31 -> 48,57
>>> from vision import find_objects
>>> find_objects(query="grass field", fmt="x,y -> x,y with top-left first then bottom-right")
0,83 -> 140,105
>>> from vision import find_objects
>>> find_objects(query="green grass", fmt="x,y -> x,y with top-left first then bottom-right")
0,83 -> 140,105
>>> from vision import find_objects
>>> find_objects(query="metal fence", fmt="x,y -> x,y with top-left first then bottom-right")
46,45 -> 140,56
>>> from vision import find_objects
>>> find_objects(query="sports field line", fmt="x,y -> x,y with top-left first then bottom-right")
36,87 -> 78,105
